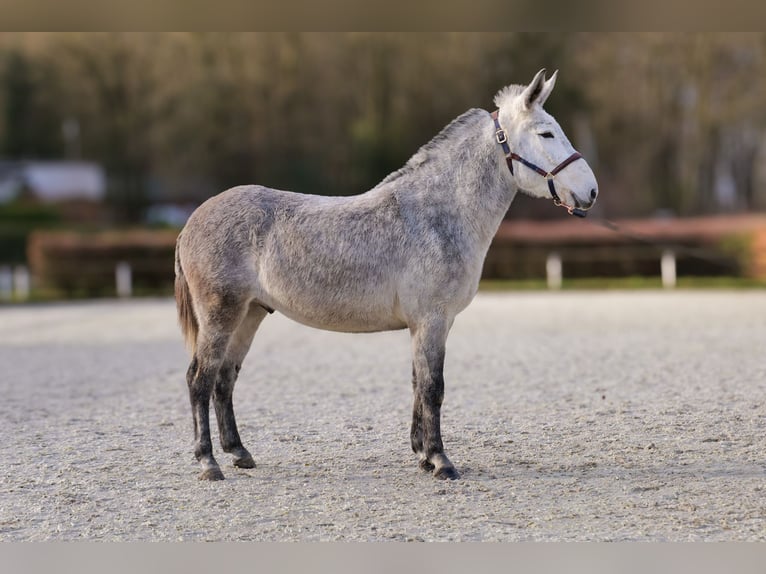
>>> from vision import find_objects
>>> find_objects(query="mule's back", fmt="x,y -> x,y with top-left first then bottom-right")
179,185 -> 411,332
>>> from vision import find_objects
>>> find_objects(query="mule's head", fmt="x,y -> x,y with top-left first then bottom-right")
495,69 -> 598,212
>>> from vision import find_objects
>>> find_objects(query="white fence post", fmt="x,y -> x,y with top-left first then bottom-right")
13,265 -> 30,301
661,250 -> 677,289
546,252 -> 563,290
0,266 -> 12,301
116,262 -> 133,298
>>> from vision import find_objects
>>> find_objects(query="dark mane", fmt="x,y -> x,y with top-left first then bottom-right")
375,108 -> 488,187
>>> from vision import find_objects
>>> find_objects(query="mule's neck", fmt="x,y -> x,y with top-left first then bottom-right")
377,108 -> 518,252
420,109 -> 518,250
455,110 -> 518,245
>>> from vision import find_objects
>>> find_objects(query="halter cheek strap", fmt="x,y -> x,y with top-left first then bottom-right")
491,110 -> 586,218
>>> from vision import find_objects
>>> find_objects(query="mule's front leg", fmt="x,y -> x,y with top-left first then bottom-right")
410,362 -> 431,471
410,317 -> 459,480
187,356 -> 225,481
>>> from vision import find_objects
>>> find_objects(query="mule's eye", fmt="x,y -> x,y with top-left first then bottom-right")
539,131 -> 555,139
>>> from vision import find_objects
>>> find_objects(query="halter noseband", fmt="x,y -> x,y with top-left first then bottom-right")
491,110 -> 586,218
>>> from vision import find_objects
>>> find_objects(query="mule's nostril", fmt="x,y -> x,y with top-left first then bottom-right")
590,188 -> 598,200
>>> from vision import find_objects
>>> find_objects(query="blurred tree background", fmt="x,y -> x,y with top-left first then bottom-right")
1,32 -> 766,222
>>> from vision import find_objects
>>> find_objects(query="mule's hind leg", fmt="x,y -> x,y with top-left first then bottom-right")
410,316 -> 459,480
187,298 -> 250,481
213,303 -> 268,469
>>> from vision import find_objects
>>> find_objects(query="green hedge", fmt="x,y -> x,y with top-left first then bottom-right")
0,203 -> 62,264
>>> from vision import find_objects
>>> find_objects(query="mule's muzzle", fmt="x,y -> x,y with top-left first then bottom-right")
561,187 -> 596,218
572,186 -> 598,209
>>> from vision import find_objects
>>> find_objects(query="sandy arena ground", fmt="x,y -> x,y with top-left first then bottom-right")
1,291 -> 765,541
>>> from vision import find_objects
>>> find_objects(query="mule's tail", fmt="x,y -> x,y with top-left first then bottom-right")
175,232 -> 198,353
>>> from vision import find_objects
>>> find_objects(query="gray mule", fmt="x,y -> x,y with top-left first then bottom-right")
175,69 -> 599,481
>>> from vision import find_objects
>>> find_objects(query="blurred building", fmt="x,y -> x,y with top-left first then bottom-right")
0,160 -> 107,222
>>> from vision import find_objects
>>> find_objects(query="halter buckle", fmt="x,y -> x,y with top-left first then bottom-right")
495,129 -> 507,145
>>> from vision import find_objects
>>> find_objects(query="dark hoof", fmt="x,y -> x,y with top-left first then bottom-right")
233,455 -> 256,469
434,466 -> 460,480
199,467 -> 225,481
419,459 -> 435,472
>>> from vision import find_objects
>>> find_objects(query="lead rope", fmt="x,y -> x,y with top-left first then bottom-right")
584,217 -> 741,272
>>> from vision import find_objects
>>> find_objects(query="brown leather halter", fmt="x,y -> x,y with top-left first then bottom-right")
491,110 -> 586,217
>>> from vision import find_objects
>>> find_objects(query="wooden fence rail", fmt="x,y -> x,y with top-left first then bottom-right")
18,215 -> 766,298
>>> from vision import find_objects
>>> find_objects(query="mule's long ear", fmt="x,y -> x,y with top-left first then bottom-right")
521,68 -> 547,110
537,69 -> 557,107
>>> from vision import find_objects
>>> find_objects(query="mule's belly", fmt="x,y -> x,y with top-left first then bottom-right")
254,265 -> 408,333
276,304 -> 407,333
251,246 -> 483,334
263,282 -> 408,332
